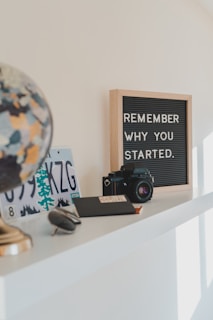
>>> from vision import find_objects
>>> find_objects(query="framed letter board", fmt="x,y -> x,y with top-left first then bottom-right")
109,89 -> 192,191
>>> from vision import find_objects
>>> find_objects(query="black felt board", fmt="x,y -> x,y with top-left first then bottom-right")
123,96 -> 187,187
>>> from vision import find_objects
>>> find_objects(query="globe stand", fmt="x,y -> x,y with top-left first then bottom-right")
0,215 -> 32,256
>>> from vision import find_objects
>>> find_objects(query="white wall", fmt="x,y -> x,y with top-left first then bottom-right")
0,0 -> 212,196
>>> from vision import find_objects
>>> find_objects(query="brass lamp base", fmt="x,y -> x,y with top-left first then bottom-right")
0,217 -> 32,256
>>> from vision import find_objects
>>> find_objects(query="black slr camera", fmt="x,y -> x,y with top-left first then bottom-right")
102,163 -> 154,203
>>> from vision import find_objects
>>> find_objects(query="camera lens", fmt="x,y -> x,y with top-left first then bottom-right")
128,180 -> 153,203
138,184 -> 150,197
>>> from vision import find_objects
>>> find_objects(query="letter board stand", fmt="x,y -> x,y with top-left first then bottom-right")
109,89 -> 192,192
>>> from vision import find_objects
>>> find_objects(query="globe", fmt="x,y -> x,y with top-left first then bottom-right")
0,63 -> 53,192
0,63 -> 53,256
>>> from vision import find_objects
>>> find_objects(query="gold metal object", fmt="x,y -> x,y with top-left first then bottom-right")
0,216 -> 32,256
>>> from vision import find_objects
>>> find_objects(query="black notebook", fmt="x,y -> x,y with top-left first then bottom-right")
73,195 -> 136,217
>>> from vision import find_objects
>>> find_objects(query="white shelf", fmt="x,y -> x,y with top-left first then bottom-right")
0,190 -> 213,319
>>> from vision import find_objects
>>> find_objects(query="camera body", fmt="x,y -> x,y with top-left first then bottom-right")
102,163 -> 154,203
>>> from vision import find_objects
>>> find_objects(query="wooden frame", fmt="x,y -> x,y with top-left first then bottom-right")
110,89 -> 192,192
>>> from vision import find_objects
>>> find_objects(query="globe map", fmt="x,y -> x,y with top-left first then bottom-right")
0,63 -> 53,193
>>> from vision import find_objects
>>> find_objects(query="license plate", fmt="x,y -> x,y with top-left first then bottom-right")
0,147 -> 81,220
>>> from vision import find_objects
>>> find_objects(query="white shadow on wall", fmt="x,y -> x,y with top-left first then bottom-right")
203,132 -> 213,193
176,217 -> 201,320
192,146 -> 198,189
175,207 -> 213,320
203,209 -> 213,287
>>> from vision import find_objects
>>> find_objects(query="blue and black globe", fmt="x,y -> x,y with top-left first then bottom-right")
0,63 -> 53,193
